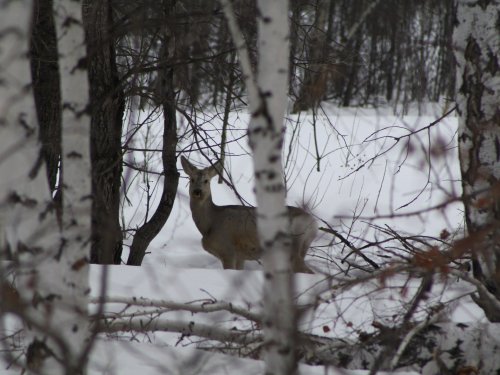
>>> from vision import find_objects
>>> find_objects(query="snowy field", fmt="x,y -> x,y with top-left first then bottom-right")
126,102 -> 465,270
3,103 -> 486,374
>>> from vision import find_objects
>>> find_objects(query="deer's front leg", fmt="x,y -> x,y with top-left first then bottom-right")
235,258 -> 245,270
221,256 -> 237,270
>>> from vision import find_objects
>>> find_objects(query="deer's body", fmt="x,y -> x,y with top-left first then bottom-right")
181,157 -> 317,273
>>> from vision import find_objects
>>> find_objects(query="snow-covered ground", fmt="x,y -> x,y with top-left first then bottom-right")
3,103 -> 484,374
83,265 -> 418,374
126,102 -> 464,270
89,339 -> 418,375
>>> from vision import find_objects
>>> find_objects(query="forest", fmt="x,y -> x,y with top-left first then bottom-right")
1,0 -> 500,374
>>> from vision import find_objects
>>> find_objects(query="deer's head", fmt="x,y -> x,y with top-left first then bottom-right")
181,156 -> 222,203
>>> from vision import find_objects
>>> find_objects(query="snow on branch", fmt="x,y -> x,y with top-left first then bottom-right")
90,293 -> 500,373
450,270 -> 500,318
310,321 -> 500,373
100,317 -> 262,346
90,296 -> 261,322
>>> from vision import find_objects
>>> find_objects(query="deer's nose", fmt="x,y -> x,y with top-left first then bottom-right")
193,189 -> 202,198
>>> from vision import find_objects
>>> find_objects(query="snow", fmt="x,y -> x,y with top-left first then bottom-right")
1,103 -> 480,374
88,339 -> 418,375
128,103 -> 462,254
0,336 -> 419,375
100,103 -> 468,374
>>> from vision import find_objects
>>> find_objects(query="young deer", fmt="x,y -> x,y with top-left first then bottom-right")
181,156 -> 317,273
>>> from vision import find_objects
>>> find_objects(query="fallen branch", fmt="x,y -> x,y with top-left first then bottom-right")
100,316 -> 261,346
90,296 -> 261,322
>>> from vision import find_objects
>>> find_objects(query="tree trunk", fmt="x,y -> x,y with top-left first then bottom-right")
83,0 -> 124,264
293,0 -> 330,112
30,0 -> 62,198
54,0 -> 92,371
341,39 -> 360,106
221,0 -> 297,372
385,21 -> 397,102
126,0 -> 179,266
454,0 -> 500,321
252,0 -> 298,373
0,1 -> 90,373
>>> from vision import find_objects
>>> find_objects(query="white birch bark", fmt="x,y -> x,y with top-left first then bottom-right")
0,7 -> 61,372
53,0 -> 92,371
0,1 -> 57,256
0,0 -> 57,372
221,0 -> 296,373
454,0 -> 500,321
253,4 -> 296,374
0,1 -> 91,374
56,0 -> 92,272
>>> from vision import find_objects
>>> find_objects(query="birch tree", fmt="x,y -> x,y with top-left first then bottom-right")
0,1 -> 91,373
0,0 -> 56,260
54,0 -> 92,370
221,0 -> 297,373
0,6 -> 60,370
454,0 -> 500,321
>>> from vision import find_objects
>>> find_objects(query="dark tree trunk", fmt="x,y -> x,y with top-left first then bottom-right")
30,0 -> 61,198
385,22 -> 397,102
288,0 -> 301,97
127,0 -> 179,266
293,0 -> 330,113
341,33 -> 362,107
443,0 -> 457,100
83,0 -> 124,264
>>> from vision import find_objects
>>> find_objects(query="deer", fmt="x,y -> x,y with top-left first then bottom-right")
181,156 -> 317,273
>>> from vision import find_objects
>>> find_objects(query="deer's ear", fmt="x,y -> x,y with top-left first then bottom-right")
181,156 -> 196,177
208,160 -> 223,178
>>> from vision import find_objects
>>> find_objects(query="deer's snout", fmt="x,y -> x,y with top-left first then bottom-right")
192,188 -> 203,198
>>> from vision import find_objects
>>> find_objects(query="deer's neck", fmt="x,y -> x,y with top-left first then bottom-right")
190,196 -> 217,235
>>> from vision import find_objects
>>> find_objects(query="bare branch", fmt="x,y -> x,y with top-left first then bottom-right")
90,297 -> 261,323
100,317 -> 261,346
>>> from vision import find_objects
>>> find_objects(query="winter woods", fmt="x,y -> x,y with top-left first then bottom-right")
0,0 -> 500,374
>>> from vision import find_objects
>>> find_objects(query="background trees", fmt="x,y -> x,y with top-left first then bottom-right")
125,0 -> 180,266
26,0 -> 461,266
111,0 -> 460,269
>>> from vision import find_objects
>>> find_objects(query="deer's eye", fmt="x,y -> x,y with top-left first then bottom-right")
204,179 -> 208,184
